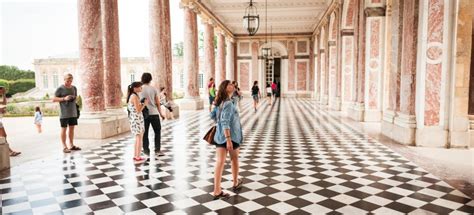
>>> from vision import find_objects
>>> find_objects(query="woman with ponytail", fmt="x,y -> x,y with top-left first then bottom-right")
127,82 -> 148,162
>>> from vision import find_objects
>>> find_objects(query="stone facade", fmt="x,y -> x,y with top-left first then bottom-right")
32,56 -> 205,99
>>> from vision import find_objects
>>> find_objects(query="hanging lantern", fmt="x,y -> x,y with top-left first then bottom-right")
262,47 -> 271,58
243,0 -> 259,36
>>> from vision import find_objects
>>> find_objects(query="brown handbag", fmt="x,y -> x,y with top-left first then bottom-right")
203,125 -> 216,144
203,103 -> 223,144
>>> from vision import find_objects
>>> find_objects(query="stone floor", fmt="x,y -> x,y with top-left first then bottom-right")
0,98 -> 473,214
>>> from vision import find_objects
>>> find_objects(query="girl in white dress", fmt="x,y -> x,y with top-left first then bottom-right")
126,82 -> 148,162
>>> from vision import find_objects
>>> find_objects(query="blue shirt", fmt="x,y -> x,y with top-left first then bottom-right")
210,100 -> 243,144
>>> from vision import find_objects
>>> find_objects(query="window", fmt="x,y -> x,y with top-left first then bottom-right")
130,70 -> 135,83
42,72 -> 48,89
199,74 -> 203,89
53,72 -> 59,88
180,72 -> 184,88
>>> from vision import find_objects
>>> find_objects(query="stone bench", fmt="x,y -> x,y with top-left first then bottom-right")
0,137 -> 10,171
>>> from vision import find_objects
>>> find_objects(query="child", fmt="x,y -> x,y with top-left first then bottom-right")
127,82 -> 148,162
34,106 -> 43,133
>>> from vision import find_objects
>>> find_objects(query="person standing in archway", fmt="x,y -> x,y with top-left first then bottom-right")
52,74 -> 81,153
208,78 -> 216,112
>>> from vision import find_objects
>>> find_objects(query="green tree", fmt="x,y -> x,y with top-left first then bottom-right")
173,42 -> 184,57
0,65 -> 35,80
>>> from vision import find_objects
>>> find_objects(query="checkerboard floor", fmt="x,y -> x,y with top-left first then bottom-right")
1,98 -> 473,214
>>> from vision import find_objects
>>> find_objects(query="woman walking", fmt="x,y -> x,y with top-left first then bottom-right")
127,82 -> 148,162
266,83 -> 272,105
210,80 -> 244,199
251,81 -> 260,112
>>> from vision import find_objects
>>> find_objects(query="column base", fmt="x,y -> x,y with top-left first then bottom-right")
329,97 -> 341,111
76,111 -> 130,139
416,127 -> 448,148
320,96 -> 329,105
381,110 -> 396,142
448,116 -> 471,148
364,109 -> 382,122
0,137 -> 10,172
341,101 -> 352,114
179,97 -> 204,111
393,113 -> 416,145
348,102 -> 365,121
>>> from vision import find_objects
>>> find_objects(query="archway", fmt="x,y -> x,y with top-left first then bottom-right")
259,41 -> 288,96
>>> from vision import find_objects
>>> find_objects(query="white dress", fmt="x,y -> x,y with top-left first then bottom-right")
128,102 -> 144,135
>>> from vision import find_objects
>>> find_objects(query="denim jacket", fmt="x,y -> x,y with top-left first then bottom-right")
210,100 -> 243,144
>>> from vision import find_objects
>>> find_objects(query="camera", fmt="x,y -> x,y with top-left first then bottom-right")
140,97 -> 147,104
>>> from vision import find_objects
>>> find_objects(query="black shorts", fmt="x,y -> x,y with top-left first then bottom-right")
60,117 -> 78,128
213,141 -> 240,149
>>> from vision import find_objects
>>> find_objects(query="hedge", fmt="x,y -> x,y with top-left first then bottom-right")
0,79 -> 36,97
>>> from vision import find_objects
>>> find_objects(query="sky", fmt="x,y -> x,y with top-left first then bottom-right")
0,0 -> 190,70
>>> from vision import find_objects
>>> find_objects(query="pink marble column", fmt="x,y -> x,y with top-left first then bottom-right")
101,0 -> 121,109
216,33 -> 226,84
387,0 -> 402,112
399,0 -> 418,115
203,22 -> 215,86
78,0 -> 105,112
226,38 -> 235,81
183,7 -> 199,98
309,38 -> 315,92
150,0 -> 173,101
288,40 -> 295,91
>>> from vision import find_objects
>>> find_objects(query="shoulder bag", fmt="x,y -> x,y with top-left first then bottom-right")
203,103 -> 223,144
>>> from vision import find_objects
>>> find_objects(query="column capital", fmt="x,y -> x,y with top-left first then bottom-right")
200,15 -> 215,26
226,37 -> 235,43
179,1 -> 200,14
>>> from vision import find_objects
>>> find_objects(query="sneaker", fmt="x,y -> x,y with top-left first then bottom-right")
155,151 -> 165,156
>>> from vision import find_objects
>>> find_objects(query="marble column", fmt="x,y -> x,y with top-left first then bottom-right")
288,40 -> 296,91
216,32 -> 226,85
226,37 -> 235,81
179,6 -> 203,110
320,25 -> 329,105
415,0 -> 453,147
381,0 -> 402,142
363,4 -> 385,122
348,0 -> 366,121
203,22 -> 215,87
101,0 -> 121,110
150,0 -> 178,117
78,0 -> 105,113
390,0 -> 418,145
314,36 -> 320,100
328,12 -> 340,110
76,0 -> 130,139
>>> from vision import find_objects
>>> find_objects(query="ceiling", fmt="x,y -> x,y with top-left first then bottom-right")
199,0 -> 331,36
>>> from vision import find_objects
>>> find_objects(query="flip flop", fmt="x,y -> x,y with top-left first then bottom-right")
10,151 -> 21,157
232,178 -> 244,191
63,148 -> 71,153
70,145 -> 81,151
212,191 -> 230,200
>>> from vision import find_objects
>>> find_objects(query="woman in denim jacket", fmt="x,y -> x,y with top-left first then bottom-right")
210,80 -> 244,199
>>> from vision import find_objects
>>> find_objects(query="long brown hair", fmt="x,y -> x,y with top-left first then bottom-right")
214,80 -> 231,106
126,82 -> 143,103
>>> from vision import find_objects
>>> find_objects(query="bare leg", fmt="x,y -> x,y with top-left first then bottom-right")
60,127 -> 67,149
229,148 -> 240,185
213,147 -> 227,195
68,126 -> 75,148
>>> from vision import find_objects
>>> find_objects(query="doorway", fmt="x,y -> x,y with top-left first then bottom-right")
274,58 -> 281,97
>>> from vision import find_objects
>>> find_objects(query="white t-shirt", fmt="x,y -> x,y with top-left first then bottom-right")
140,85 -> 159,115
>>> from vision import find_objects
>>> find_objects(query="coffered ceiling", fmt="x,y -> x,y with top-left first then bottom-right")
199,0 -> 331,36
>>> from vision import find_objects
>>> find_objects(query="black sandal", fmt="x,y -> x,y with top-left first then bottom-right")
232,178 -> 244,191
213,191 -> 230,200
